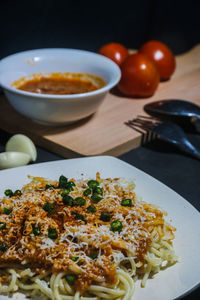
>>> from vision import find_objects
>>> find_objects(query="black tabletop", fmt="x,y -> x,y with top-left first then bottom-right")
0,126 -> 199,300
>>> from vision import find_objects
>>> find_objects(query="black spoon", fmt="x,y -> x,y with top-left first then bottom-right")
126,118 -> 200,160
144,99 -> 200,123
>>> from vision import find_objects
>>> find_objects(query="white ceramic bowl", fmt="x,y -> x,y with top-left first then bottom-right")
0,49 -> 121,125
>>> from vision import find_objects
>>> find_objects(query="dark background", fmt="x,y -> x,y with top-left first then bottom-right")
0,0 -> 200,299
0,0 -> 200,58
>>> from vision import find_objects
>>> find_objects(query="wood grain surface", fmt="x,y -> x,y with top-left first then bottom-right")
0,45 -> 200,158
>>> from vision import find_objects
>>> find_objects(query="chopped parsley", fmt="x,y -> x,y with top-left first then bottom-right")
43,202 -> 55,214
48,228 -> 58,239
87,180 -> 99,189
110,220 -> 123,232
65,274 -> 78,284
93,186 -> 103,195
3,207 -> 12,215
87,205 -> 97,213
83,188 -> 91,196
59,175 -> 75,192
45,184 -> 55,190
58,175 -> 68,188
71,256 -> 79,262
66,181 -> 76,188
91,194 -> 103,203
13,190 -> 22,196
32,226 -> 40,236
72,212 -> 87,223
4,189 -> 13,197
62,195 -> 74,206
60,189 -> 70,196
100,212 -> 111,222
121,198 -> 132,207
0,222 -> 6,230
0,243 -> 8,252
90,252 -> 98,260
74,197 -> 86,207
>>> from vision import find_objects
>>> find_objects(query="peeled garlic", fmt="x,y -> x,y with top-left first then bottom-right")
6,134 -> 37,162
0,152 -> 31,170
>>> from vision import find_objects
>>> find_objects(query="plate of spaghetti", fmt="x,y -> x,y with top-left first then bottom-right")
0,156 -> 200,300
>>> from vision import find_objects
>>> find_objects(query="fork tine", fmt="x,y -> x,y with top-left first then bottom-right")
135,115 -> 161,123
141,128 -> 153,144
141,131 -> 146,145
125,121 -> 146,146
125,116 -> 159,145
125,120 -> 148,145
137,115 -> 159,121
129,117 -> 161,130
152,131 -> 157,141
142,130 -> 148,144
148,130 -> 155,143
129,120 -> 153,131
135,118 -> 160,127
125,121 -> 145,134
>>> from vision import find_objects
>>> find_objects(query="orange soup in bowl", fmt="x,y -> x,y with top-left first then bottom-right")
12,72 -> 106,95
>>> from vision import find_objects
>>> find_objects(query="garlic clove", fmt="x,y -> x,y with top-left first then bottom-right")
0,152 -> 31,170
6,134 -> 37,162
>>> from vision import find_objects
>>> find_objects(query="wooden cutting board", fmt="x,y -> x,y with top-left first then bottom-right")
0,45 -> 200,158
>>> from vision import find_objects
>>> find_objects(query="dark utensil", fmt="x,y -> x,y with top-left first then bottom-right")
125,117 -> 200,160
144,99 -> 200,122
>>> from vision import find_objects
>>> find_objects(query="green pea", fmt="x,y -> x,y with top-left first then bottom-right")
110,220 -> 123,232
48,228 -> 58,239
91,194 -> 103,203
87,205 -> 97,213
4,189 -> 13,197
121,199 -> 132,207
33,227 -> 40,236
0,222 -> 6,230
3,207 -> 12,215
0,243 -> 8,252
13,190 -> 22,196
63,195 -> 74,206
87,180 -> 99,189
90,252 -> 98,260
74,197 -> 86,207
93,186 -> 103,195
100,212 -> 111,222
83,188 -> 91,196
71,256 -> 79,262
65,274 -> 78,284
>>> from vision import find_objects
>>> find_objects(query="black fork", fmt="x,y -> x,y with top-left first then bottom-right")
125,116 -> 200,160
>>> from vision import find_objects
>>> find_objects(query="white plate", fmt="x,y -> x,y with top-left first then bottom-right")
0,156 -> 200,300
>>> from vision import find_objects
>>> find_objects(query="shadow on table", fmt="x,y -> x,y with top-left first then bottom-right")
141,133 -> 200,161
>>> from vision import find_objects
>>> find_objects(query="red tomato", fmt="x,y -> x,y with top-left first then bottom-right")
139,40 -> 176,80
98,43 -> 129,66
118,53 -> 160,97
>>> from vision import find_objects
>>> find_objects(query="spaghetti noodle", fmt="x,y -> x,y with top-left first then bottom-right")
0,173 -> 178,299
